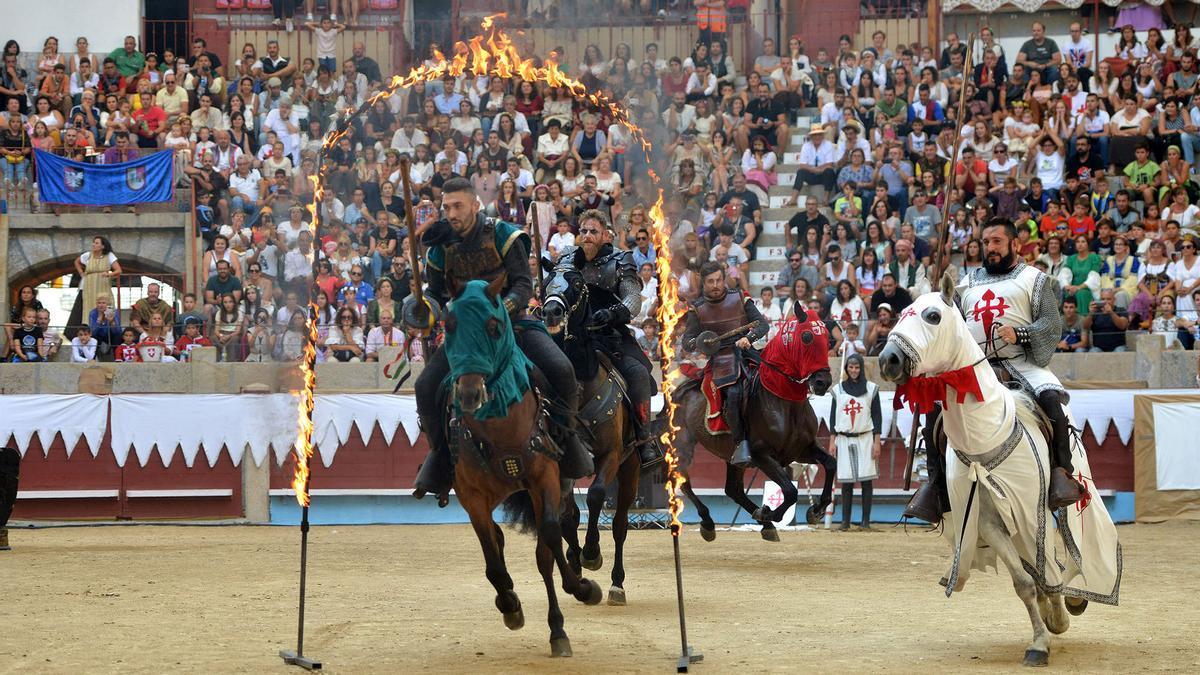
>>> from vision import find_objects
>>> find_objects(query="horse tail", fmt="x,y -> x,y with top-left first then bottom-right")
501,490 -> 540,535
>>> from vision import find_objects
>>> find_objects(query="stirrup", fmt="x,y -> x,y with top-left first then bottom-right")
635,437 -> 664,469
903,482 -> 944,524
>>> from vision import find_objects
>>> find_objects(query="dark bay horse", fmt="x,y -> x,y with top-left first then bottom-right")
674,313 -> 836,542
442,276 -> 602,657
541,266 -> 642,606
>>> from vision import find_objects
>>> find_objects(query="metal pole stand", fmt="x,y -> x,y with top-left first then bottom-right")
671,530 -> 703,672
280,474 -> 322,670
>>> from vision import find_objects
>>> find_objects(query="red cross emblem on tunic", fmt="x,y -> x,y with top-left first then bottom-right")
842,398 -> 863,427
971,289 -> 1010,338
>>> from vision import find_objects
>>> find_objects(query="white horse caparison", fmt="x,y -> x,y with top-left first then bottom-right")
876,269 -> 1120,668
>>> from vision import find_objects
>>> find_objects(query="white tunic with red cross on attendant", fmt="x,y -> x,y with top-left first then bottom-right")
829,381 -> 880,482
954,263 -> 1066,396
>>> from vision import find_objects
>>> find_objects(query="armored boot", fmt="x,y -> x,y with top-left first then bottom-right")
903,410 -> 949,524
1038,390 -> 1086,510
412,414 -> 453,507
633,400 -> 663,469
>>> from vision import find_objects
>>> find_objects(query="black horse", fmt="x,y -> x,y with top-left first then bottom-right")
542,265 -> 643,606
674,314 -> 836,542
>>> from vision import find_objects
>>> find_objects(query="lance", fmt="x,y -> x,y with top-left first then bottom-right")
530,199 -> 546,304
932,33 -> 976,282
398,155 -> 438,339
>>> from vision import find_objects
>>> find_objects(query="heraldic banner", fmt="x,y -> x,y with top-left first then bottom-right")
34,149 -> 174,206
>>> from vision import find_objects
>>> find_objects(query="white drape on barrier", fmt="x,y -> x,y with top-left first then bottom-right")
2,390 -> 1184,468
0,394 -> 108,458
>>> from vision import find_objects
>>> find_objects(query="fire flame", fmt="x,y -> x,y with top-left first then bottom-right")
289,129 -> 351,507
649,191 -> 688,535
289,14 -> 660,507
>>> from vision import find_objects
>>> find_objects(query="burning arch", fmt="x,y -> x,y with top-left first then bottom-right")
289,14 -> 687,529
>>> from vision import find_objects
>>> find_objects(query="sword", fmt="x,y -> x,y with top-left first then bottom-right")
693,321 -> 762,356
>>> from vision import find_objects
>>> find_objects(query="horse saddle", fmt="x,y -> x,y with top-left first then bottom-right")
577,352 -> 631,443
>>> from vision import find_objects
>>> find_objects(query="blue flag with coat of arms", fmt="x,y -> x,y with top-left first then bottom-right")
34,149 -> 174,206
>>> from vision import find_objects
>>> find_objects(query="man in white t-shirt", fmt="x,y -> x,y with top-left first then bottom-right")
262,98 -> 300,165
228,156 -> 263,224
709,227 -> 749,291
1062,22 -> 1094,84
390,117 -> 427,155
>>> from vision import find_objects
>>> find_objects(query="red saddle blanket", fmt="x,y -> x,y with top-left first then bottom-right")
680,362 -> 731,435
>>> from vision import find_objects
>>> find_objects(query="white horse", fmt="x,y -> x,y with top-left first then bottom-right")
877,269 -> 1122,667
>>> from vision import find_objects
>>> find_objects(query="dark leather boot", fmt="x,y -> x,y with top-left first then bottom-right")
903,482 -> 945,524
730,440 -> 752,468
0,528 -> 9,551
633,401 -> 663,469
1048,467 -> 1086,510
412,415 -> 452,506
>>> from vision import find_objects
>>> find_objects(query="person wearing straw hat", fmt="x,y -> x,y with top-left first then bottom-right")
826,353 -> 881,531
788,123 -> 836,206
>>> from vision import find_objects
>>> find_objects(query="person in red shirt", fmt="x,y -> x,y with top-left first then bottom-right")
114,328 -> 141,362
1066,200 -> 1095,238
131,91 -> 166,149
953,146 -> 989,194
174,321 -> 212,361
1039,201 -> 1068,238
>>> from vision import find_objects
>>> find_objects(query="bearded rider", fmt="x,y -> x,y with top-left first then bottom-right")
555,210 -> 663,468
680,261 -> 770,467
905,217 -> 1085,522
409,178 -> 593,502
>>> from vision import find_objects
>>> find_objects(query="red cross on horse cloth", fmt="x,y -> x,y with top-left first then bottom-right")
971,288 -> 1010,339
842,398 -> 863,427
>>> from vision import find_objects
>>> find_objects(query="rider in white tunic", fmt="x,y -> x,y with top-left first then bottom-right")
826,353 -> 882,530
905,217 -> 1085,522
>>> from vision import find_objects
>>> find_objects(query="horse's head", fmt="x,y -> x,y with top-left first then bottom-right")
541,264 -> 587,339
444,274 -> 511,416
878,268 -> 981,385
796,310 -> 834,396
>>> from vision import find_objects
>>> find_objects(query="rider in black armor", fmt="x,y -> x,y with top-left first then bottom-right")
409,178 -> 593,502
556,210 -> 663,468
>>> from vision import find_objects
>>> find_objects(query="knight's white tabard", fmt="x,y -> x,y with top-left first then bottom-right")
957,265 -> 1064,394
831,381 -> 879,482
958,265 -> 1040,360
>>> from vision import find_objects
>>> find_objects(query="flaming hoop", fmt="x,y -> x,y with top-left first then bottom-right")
282,15 -> 696,668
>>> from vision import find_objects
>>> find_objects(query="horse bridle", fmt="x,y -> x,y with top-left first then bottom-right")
545,276 -> 590,343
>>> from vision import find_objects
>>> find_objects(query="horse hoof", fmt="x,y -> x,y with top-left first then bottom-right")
607,586 -> 627,606
699,525 -> 716,542
581,579 -> 603,606
1065,597 -> 1088,616
806,505 -> 822,525
1022,649 -> 1049,667
760,526 -> 781,542
550,637 -> 573,657
580,552 -> 603,571
503,610 -> 525,631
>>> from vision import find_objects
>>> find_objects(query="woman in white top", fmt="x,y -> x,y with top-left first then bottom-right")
69,37 -> 97,76
1026,133 -> 1065,192
450,99 -> 482,139
203,234 -> 242,278
1114,25 -> 1148,62
556,156 -> 587,199
740,135 -> 778,191
1163,187 -> 1200,230
961,120 -> 998,162
1170,239 -> 1200,315
592,153 -> 623,196
322,306 -> 365,362
578,44 -> 607,81
829,279 -> 867,334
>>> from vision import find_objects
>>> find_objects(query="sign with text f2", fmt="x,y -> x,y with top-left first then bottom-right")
35,149 -> 174,206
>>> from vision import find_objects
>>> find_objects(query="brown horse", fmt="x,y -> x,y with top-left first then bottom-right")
541,266 -> 642,606
442,277 -> 602,657
674,314 -> 835,542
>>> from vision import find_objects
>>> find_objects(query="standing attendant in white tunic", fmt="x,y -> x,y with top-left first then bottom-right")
827,353 -> 882,531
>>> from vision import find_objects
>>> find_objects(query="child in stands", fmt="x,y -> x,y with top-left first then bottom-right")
114,327 -> 141,362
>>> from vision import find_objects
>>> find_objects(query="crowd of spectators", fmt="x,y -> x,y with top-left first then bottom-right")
6,10 -> 1200,364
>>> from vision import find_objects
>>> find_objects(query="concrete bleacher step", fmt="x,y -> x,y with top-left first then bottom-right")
784,152 -> 802,165
777,172 -> 795,186
762,220 -> 786,235
763,207 -> 799,221
749,271 -> 780,288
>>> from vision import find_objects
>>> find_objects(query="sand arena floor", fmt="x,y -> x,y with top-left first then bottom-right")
1,520 -> 1197,673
